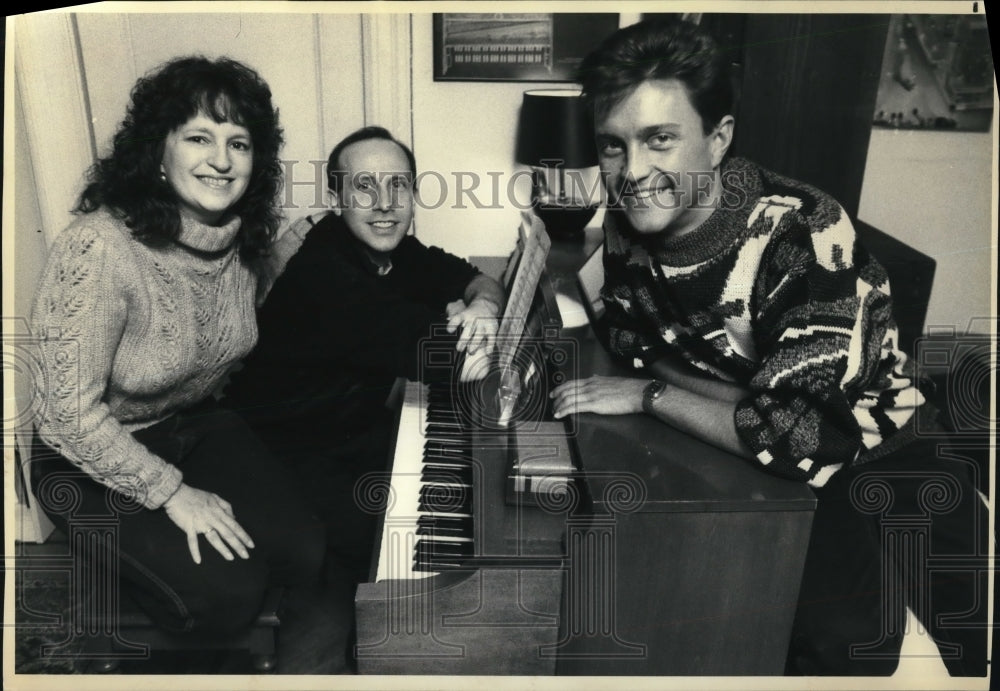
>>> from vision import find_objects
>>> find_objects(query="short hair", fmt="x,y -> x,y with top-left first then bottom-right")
75,56 -> 285,260
326,126 -> 417,198
577,18 -> 733,134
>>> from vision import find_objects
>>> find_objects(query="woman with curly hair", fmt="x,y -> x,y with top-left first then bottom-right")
29,56 -> 325,639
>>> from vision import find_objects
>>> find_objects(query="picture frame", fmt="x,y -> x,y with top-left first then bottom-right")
872,14 -> 994,132
432,12 -> 620,82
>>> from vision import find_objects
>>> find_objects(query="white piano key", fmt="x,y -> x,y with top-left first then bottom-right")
375,381 -> 436,582
374,380 -> 478,582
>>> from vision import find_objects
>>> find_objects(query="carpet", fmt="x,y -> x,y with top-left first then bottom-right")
14,570 -> 84,674
11,546 -> 357,675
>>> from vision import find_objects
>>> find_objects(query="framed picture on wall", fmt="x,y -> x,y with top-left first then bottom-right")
432,13 -> 620,82
872,14 -> 994,132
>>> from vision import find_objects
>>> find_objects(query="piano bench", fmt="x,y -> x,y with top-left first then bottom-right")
84,585 -> 284,674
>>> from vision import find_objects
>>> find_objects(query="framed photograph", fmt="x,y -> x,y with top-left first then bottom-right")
433,12 -> 620,82
872,14 -> 994,132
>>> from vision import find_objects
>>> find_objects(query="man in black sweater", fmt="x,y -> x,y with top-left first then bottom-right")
226,126 -> 504,580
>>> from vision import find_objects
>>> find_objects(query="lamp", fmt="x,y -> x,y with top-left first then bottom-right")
515,89 -> 600,240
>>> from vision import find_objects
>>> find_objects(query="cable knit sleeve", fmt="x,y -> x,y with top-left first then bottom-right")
733,201 -> 905,487
31,221 -> 183,509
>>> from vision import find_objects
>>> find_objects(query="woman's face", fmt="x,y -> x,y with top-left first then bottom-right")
161,112 -> 253,225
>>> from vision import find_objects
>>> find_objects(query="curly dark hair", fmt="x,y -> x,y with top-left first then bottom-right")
577,19 -> 733,134
75,55 -> 284,259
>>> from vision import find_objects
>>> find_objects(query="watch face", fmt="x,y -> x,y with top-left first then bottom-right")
647,380 -> 666,398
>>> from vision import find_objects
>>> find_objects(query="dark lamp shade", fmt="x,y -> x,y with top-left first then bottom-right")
515,89 -> 598,169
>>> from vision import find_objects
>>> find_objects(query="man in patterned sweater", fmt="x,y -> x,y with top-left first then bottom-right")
550,18 -> 986,676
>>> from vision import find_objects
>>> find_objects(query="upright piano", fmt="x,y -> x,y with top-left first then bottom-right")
354,226 -> 816,675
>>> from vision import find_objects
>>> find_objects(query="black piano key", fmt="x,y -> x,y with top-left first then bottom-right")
421,459 -> 470,471
419,486 -> 470,506
416,521 -> 469,536
421,470 -> 472,484
424,427 -> 469,444
424,446 -> 469,457
417,487 -> 470,501
422,454 -> 471,467
420,464 -> 470,477
417,513 -> 468,525
426,411 -> 462,422
424,450 -> 472,467
416,531 -> 471,541
424,436 -> 467,447
421,483 -> 469,497
412,557 -> 466,571
426,431 -> 464,440
427,424 -> 465,434
416,526 -> 470,539
426,410 -> 461,421
418,499 -> 472,515
420,493 -> 471,508
424,420 -> 465,430
416,539 -> 474,555
422,466 -> 470,477
424,428 -> 466,438
421,480 -> 467,490
418,504 -> 472,517
424,445 -> 469,456
423,448 -> 468,459
416,517 -> 471,536
420,480 -> 468,492
424,443 -> 467,452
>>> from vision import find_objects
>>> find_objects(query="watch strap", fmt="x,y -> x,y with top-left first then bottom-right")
642,379 -> 667,415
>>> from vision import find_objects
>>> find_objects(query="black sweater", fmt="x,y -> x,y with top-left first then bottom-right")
225,212 -> 479,444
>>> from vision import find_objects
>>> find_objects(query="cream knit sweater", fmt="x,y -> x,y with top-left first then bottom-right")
31,208 -> 259,509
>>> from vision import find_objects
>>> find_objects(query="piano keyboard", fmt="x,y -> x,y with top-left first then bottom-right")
374,380 -> 477,581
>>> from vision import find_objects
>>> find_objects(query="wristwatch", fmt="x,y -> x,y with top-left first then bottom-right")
642,379 -> 668,415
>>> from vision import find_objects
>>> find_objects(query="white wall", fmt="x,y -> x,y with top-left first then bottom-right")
858,127 -> 995,336
411,13 -> 618,261
411,14 -> 553,260
7,60 -> 60,542
75,12 -> 365,215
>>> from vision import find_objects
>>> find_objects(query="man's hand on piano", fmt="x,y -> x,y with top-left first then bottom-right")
446,296 -> 499,356
550,375 -> 647,418
459,344 -> 491,382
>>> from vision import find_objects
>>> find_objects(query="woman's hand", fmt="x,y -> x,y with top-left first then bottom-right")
550,375 -> 648,419
163,484 -> 255,564
446,297 -> 500,356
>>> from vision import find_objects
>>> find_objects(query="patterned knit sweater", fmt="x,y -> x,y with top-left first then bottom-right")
601,157 -> 926,487
31,208 -> 259,509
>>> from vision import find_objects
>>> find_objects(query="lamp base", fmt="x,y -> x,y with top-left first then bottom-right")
532,201 -> 599,241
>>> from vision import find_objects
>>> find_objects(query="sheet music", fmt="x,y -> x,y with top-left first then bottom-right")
497,210 -> 551,374
490,211 -> 551,426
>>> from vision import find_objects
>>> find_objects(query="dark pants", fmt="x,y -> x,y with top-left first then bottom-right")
251,413 -> 394,585
31,405 -> 326,635
786,434 -> 988,676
